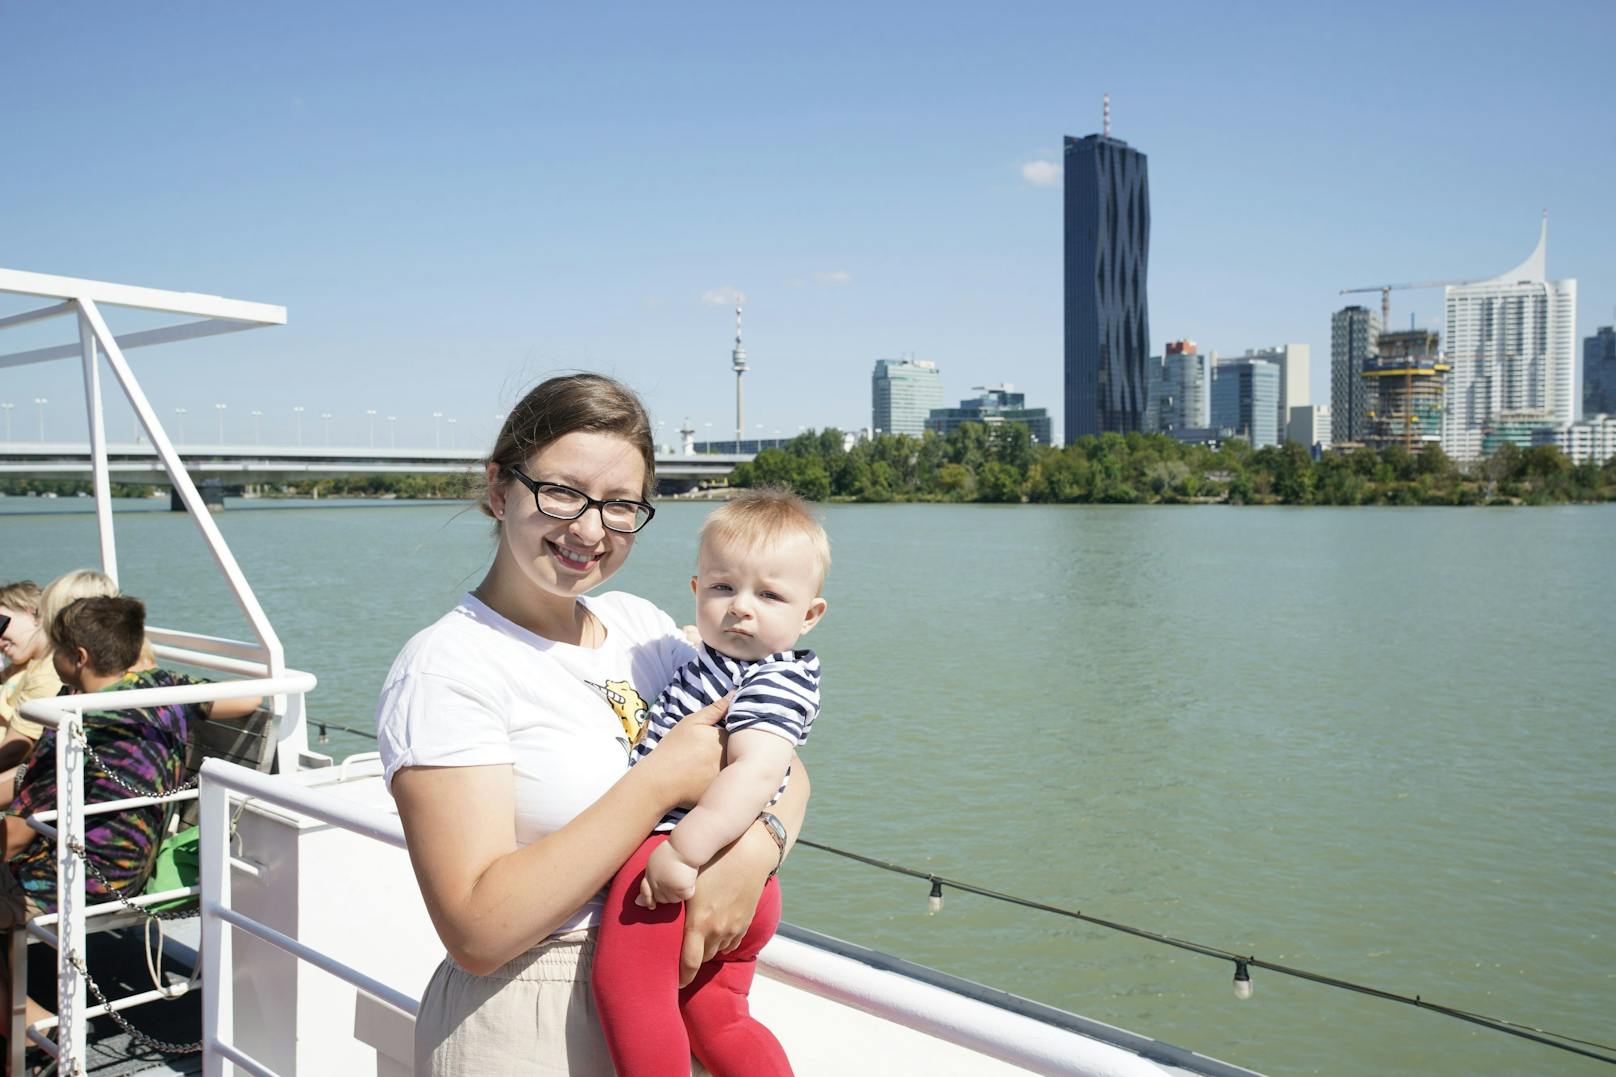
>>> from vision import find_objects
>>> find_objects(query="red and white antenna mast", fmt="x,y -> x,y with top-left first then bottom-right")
1103,93 -> 1111,137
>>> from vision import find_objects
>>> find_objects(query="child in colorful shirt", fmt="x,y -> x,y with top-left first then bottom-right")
592,489 -> 830,1077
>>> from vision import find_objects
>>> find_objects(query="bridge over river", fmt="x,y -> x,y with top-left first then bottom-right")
0,443 -> 751,505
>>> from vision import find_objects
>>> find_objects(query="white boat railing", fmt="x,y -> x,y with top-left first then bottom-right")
0,267 -> 310,771
197,758 -> 417,1077
17,672 -> 317,1077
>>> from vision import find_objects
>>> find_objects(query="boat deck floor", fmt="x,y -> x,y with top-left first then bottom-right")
22,921 -> 201,1076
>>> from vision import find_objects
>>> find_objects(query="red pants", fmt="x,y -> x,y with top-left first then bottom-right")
592,834 -> 792,1077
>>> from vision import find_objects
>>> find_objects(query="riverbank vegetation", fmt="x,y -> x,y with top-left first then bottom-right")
726,425 -> 1616,506
0,474 -> 471,500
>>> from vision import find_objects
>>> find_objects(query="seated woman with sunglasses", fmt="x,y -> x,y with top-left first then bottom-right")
0,581 -> 63,789
377,374 -> 807,1075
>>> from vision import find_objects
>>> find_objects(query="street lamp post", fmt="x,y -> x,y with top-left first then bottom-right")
215,403 -> 227,444
1,402 -> 12,442
432,411 -> 443,449
387,415 -> 397,448
293,405 -> 305,446
34,397 -> 48,442
447,417 -> 458,449
366,409 -> 377,448
322,412 -> 333,447
704,422 -> 712,453
174,407 -> 187,443
252,409 -> 263,444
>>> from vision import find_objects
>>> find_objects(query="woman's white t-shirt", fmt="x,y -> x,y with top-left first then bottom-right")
375,590 -> 695,933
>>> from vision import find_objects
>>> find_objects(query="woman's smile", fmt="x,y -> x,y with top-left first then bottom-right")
547,540 -> 603,573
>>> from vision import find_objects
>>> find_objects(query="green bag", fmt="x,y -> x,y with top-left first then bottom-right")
144,826 -> 200,913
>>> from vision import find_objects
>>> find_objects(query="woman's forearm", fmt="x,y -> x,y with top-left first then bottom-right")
395,761 -> 675,976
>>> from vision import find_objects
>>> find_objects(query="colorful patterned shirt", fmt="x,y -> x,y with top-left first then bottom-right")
8,668 -> 205,908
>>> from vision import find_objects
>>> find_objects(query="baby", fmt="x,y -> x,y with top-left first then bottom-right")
592,488 -> 828,1077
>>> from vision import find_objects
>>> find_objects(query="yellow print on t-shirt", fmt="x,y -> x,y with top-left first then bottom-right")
588,679 -> 650,751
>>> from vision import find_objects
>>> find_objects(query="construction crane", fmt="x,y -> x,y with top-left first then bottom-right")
1339,279 -> 1479,328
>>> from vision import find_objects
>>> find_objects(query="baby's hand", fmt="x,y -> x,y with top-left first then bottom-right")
638,841 -> 700,908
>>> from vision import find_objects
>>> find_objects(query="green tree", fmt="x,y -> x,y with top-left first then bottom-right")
976,461 -> 1023,503
934,462 -> 975,502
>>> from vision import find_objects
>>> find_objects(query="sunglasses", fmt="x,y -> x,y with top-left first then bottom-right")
0,614 -> 10,640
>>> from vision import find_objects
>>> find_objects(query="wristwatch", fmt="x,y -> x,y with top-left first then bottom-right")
757,811 -> 788,877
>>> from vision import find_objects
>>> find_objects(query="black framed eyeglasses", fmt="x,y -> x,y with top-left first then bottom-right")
506,469 -> 656,534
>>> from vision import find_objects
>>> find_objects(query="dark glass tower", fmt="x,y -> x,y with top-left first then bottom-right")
1585,326 -> 1616,417
1064,133 -> 1150,441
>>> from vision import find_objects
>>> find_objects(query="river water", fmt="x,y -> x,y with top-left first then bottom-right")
4,497 -> 1613,1075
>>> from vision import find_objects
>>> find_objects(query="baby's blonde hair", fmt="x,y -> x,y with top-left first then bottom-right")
699,488 -> 831,592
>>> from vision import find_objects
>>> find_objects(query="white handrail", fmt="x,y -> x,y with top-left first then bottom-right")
202,760 -> 421,1077
18,673 -> 316,729
12,671 -> 317,1077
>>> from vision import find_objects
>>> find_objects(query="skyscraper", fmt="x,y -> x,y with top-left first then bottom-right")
1442,217 -> 1577,460
1223,345 -> 1309,441
1584,326 -> 1616,418
871,358 -> 943,437
1064,101 -> 1150,442
1211,359 -> 1280,448
1146,340 -> 1209,434
1331,306 -> 1381,445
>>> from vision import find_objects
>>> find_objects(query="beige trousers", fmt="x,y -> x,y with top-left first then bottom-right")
414,930 -> 616,1076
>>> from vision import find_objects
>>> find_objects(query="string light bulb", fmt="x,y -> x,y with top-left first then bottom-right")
1233,960 -> 1253,1000
928,877 -> 944,915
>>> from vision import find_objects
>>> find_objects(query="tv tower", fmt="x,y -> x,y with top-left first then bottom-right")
731,301 -> 748,444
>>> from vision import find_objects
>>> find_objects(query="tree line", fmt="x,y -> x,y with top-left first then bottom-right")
0,474 -> 472,500
726,424 -> 1616,506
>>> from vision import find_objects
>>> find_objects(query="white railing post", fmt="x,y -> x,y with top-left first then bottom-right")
54,716 -> 87,1075
77,299 -> 286,675
76,307 -> 117,582
200,768 -> 233,1077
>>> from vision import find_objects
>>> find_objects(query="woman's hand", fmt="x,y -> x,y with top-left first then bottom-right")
636,694 -> 730,808
678,822 -> 777,986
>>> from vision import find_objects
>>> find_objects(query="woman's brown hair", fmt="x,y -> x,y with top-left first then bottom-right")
478,374 -> 657,521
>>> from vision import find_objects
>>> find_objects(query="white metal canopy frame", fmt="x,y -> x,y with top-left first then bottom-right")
0,267 -> 311,770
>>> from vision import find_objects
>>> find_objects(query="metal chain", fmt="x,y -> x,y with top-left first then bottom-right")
71,729 -> 200,799
44,726 -> 216,1057
70,950 -> 202,1055
65,841 -> 198,923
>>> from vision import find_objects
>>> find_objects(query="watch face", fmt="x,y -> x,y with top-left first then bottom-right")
760,812 -> 787,845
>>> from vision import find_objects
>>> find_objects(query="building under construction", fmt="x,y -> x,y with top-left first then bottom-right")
1362,329 -> 1448,452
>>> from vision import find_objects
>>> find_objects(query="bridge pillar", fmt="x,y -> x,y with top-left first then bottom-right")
172,478 -> 230,512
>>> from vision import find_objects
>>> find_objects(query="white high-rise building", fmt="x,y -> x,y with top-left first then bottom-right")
1222,344 -> 1309,442
871,358 -> 944,437
1146,340 -> 1210,433
1286,405 -> 1332,452
1442,217 -> 1578,461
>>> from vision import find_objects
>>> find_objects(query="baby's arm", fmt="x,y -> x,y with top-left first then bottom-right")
639,728 -> 795,906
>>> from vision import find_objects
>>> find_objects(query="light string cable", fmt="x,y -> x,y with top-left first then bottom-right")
312,718 -> 376,743
794,838 -> 1616,1067
299,720 -> 1616,1066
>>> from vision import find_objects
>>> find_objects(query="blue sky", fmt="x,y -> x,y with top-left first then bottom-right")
4,0 -> 1612,448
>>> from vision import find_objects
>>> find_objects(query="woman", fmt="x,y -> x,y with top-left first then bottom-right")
377,374 -> 808,1074
0,581 -> 61,786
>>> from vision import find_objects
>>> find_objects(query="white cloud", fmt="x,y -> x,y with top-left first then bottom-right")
812,270 -> 852,285
701,286 -> 747,306
1020,160 -> 1063,188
